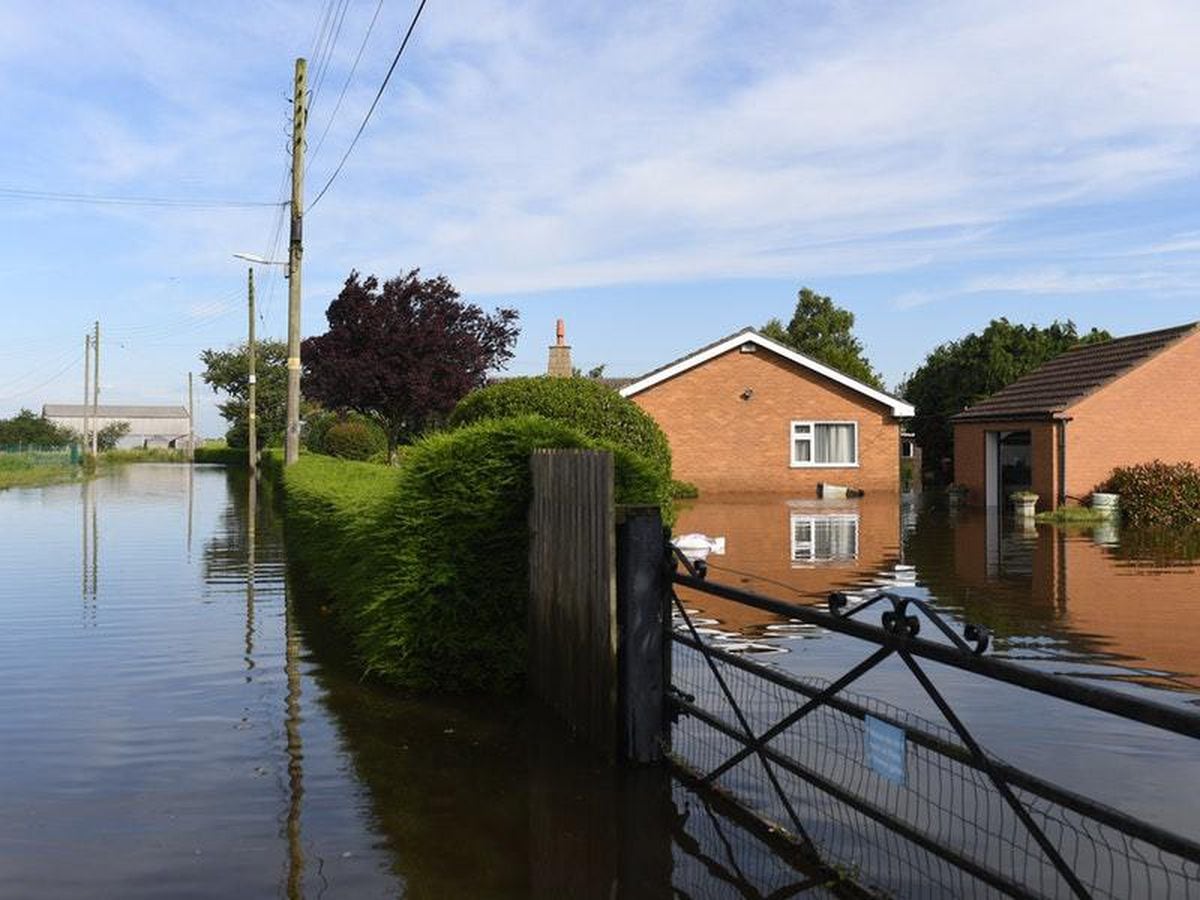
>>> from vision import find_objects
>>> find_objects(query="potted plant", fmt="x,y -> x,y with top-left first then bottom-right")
1010,491 -> 1038,516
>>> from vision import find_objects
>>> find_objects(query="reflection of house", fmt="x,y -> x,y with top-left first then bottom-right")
791,513 -> 859,564
674,495 -> 901,634
42,404 -> 191,449
952,323 -> 1200,510
620,329 -> 914,494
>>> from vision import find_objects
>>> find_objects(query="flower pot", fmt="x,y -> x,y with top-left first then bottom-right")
1091,492 -> 1119,520
1010,492 -> 1038,517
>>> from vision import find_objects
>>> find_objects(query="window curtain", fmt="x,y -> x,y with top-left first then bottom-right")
815,424 -> 855,464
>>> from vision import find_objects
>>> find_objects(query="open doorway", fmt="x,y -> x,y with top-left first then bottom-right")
984,430 -> 1032,508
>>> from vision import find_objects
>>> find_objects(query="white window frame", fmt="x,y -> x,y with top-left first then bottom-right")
790,420 -> 859,468
900,439 -> 914,459
790,513 -> 860,564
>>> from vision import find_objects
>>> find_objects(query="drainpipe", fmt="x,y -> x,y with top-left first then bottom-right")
1056,418 -> 1069,508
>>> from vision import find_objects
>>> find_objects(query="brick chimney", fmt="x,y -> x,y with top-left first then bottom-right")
547,318 -> 573,377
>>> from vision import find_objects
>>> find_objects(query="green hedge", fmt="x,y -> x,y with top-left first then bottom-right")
325,420 -> 388,460
448,377 -> 672,479
194,446 -> 247,465
280,415 -> 669,692
1101,460 -> 1200,528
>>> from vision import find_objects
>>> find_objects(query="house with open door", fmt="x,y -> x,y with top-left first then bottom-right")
951,322 -> 1200,511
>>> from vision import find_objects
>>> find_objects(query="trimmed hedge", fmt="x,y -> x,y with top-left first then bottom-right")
281,415 -> 670,692
1101,461 -> 1200,528
448,377 -> 672,479
194,446 -> 247,465
325,420 -> 388,460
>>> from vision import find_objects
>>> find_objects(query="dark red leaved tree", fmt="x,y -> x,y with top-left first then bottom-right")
302,270 -> 519,455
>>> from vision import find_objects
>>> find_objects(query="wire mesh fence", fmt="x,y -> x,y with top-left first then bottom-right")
0,444 -> 81,468
667,580 -> 1200,900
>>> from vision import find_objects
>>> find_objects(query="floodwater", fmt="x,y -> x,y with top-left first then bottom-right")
674,493 -> 1200,839
0,465 -> 835,899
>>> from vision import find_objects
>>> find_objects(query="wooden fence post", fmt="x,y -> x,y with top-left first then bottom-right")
616,505 -> 667,765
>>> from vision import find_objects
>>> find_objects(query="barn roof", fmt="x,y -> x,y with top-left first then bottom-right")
43,404 -> 189,419
952,322 -> 1200,423
618,327 -> 914,416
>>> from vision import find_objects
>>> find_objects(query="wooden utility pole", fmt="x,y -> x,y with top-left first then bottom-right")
188,371 -> 195,461
284,57 -> 307,465
247,267 -> 257,474
82,333 -> 91,455
91,321 -> 99,456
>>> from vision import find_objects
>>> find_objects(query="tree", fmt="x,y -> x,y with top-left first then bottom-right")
761,288 -> 885,389
200,339 -> 288,449
96,421 -> 130,451
0,409 -> 75,447
900,318 -> 1110,479
302,270 -> 520,455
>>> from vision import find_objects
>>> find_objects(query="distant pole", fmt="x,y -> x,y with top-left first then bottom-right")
91,320 -> 99,456
284,57 -> 307,466
247,267 -> 257,474
188,371 -> 195,462
82,334 -> 91,455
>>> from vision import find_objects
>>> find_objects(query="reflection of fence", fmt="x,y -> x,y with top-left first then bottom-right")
669,556 -> 1200,899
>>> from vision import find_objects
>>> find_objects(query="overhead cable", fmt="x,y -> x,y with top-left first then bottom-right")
307,0 -> 427,213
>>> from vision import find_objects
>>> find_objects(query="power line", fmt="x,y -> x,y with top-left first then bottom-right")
0,186 -> 285,210
308,0 -> 353,118
0,351 -> 85,402
308,0 -> 387,172
307,0 -> 427,213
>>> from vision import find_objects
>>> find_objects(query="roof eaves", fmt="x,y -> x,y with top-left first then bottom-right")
619,327 -> 915,417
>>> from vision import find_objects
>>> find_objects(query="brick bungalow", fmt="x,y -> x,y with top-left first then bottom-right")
619,328 -> 914,494
952,322 -> 1200,511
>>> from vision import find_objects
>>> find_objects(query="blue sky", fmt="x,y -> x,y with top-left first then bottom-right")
1,1 -> 1198,435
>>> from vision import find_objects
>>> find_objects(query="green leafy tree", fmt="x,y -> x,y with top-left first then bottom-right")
96,421 -> 130,451
900,319 -> 1110,479
761,288 -> 884,389
0,409 -> 75,447
200,339 -> 288,449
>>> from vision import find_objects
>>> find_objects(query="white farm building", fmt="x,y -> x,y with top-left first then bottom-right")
42,404 -> 191,449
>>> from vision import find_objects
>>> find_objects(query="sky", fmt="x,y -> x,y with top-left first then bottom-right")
1,0 -> 1199,436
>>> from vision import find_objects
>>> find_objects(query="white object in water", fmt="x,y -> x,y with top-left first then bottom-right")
672,533 -> 726,561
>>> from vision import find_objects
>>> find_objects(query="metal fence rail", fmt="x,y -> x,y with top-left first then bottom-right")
666,553 -> 1200,900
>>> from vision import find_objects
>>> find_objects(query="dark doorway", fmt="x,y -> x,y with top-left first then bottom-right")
999,430 -> 1032,499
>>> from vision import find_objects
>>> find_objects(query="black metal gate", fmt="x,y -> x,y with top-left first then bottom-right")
665,548 -> 1200,899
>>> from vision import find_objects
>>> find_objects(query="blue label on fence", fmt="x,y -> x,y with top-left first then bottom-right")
865,716 -> 907,785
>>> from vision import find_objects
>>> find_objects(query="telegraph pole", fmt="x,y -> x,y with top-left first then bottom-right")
82,334 -> 91,455
247,267 -> 257,474
188,371 -> 195,461
285,57 -> 307,465
91,321 -> 99,456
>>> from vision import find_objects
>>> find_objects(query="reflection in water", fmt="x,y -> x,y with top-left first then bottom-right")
678,492 -> 1200,690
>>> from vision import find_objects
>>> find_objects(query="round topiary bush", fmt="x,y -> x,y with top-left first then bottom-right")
448,377 -> 672,478
349,414 -> 670,691
324,420 -> 387,461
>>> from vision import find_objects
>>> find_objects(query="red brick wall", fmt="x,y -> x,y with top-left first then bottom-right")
1063,330 -> 1200,499
952,420 -> 1058,509
630,348 -> 900,495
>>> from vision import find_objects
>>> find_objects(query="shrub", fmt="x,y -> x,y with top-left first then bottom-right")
448,377 -> 672,479
670,479 -> 699,499
281,415 -> 671,692
324,420 -> 388,460
1100,461 -> 1200,528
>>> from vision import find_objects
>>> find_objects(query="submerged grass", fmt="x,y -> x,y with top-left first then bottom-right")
0,454 -> 81,490
278,415 -> 670,692
1035,506 -> 1112,524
